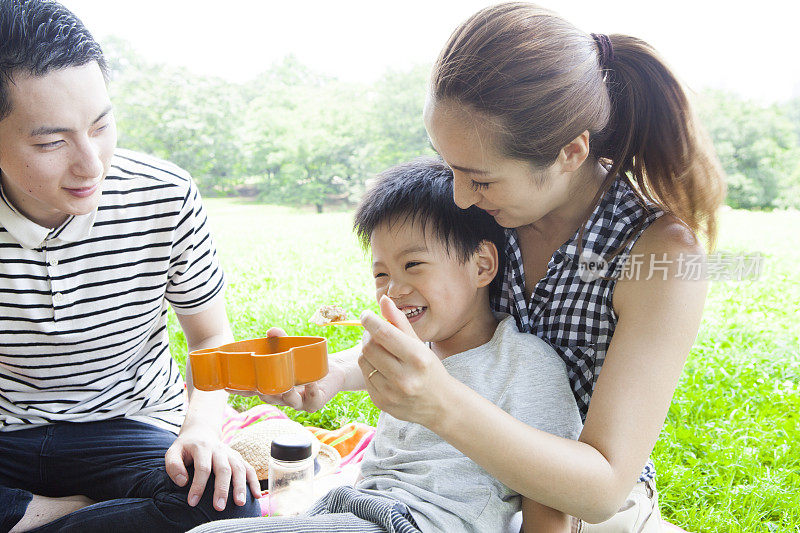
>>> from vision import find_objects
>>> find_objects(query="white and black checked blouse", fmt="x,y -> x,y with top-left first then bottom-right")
491,174 -> 664,482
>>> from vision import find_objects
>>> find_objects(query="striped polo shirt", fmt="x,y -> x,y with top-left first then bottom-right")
0,148 -> 224,433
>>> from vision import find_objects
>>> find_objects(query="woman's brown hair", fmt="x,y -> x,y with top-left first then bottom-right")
431,2 -> 726,250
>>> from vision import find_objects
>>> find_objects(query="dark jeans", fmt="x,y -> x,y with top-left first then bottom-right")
0,418 -> 260,533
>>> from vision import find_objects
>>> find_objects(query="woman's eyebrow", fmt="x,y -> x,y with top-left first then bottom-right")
428,142 -> 490,175
449,163 -> 490,176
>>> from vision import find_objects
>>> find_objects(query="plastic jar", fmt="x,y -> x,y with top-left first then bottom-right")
268,434 -> 315,516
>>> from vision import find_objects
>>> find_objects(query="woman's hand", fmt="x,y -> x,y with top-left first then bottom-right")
358,295 -> 457,428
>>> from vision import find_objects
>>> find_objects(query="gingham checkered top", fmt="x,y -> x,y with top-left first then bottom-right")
491,174 -> 664,482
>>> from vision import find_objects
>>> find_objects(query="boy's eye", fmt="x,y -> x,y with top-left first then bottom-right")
374,272 -> 387,279
470,180 -> 490,191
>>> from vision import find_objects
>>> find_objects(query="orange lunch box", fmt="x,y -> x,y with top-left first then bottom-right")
189,336 -> 328,395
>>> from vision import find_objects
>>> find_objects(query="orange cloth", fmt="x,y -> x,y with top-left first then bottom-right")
307,423 -> 374,461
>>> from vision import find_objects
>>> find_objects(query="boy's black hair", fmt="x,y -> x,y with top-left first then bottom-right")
354,157 -> 506,291
0,0 -> 107,121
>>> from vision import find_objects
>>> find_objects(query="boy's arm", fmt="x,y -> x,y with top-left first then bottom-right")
166,297 -> 261,511
521,498 -> 571,533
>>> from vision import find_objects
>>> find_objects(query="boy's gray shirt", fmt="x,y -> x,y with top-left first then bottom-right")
357,315 -> 583,533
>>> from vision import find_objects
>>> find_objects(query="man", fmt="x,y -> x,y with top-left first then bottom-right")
0,1 -> 261,531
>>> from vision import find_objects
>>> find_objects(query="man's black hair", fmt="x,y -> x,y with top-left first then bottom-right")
0,0 -> 107,121
354,157 -> 506,291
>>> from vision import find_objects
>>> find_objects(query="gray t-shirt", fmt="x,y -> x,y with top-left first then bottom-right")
357,315 -> 583,533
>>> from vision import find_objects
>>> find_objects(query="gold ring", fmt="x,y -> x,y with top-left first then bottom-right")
368,369 -> 379,380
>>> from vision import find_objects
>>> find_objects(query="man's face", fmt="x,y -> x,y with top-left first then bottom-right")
0,62 -> 116,228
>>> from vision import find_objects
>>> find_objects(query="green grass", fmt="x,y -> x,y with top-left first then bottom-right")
168,201 -> 800,533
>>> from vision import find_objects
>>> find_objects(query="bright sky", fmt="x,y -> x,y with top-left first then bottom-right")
62,0 -> 799,103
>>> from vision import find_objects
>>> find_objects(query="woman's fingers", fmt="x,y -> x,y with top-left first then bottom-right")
377,295 -> 417,337
164,441 -> 190,487
359,331 -> 405,381
245,460 -> 262,500
187,447 -> 212,507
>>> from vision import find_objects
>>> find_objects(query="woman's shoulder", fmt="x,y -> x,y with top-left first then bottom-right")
632,213 -> 705,258
612,213 -> 708,314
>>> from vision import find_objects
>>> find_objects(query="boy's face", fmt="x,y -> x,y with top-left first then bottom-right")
0,62 -> 117,229
370,219 -> 488,347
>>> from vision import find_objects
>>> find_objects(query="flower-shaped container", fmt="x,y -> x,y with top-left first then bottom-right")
189,336 -> 328,395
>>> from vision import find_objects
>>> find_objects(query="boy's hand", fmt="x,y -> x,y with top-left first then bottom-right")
359,295 -> 458,428
231,368 -> 346,412
225,326 -> 347,412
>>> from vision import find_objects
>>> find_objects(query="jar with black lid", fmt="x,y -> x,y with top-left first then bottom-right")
268,434 -> 315,516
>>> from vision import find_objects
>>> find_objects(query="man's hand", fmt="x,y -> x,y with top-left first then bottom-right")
164,419 -> 261,511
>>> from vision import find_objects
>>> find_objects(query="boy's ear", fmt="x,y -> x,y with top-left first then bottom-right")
474,240 -> 499,288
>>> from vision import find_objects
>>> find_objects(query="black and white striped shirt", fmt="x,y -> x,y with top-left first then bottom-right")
0,148 -> 224,433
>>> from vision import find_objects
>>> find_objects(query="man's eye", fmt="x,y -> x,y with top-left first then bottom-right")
405,262 -> 421,269
374,272 -> 387,278
471,180 -> 490,191
36,140 -> 64,149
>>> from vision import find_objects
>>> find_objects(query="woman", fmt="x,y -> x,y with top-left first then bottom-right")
262,3 -> 725,531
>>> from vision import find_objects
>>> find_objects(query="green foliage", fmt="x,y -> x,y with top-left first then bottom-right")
106,38 -> 800,212
696,91 -> 800,209
168,201 -> 799,532
104,42 -> 432,209
107,38 -> 247,194
654,209 -> 800,531
366,64 -> 435,170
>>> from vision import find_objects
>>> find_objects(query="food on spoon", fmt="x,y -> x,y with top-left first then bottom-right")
309,305 -> 348,326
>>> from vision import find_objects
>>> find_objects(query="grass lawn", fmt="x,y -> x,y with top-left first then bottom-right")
168,200 -> 800,533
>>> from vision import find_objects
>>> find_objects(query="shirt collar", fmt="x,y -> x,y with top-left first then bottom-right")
561,174 -> 628,261
0,181 -> 97,249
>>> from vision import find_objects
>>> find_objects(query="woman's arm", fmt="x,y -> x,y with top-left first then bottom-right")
521,498 -> 571,533
360,216 -> 707,522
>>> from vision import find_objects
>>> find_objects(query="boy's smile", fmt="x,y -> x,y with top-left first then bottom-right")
370,219 -> 499,359
401,305 -> 426,322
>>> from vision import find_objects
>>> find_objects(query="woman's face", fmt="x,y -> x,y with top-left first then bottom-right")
424,99 -> 575,229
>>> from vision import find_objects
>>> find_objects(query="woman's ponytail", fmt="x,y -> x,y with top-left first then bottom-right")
599,35 -> 727,250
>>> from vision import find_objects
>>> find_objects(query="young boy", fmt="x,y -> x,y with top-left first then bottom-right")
190,158 -> 582,533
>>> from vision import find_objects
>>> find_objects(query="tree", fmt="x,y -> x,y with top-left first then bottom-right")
105,38 -> 247,194
367,64 -> 435,170
241,65 -> 373,211
696,91 -> 800,209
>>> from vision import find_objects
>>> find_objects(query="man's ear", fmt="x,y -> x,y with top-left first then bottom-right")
474,240 -> 499,288
555,130 -> 591,172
